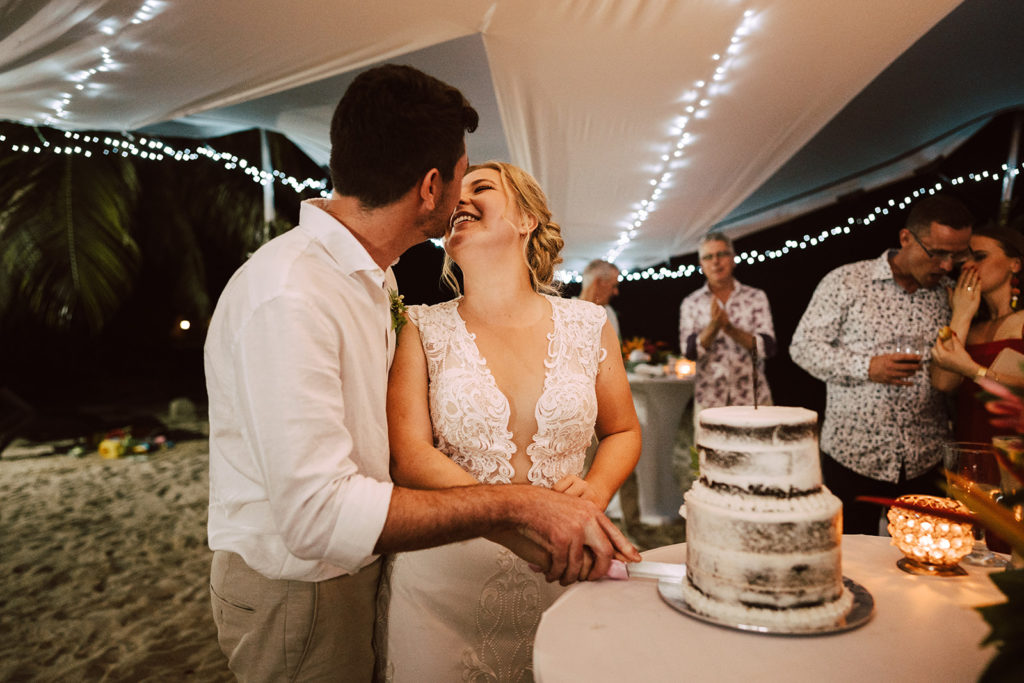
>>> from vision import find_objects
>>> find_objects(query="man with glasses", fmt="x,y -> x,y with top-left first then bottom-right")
791,195 -> 974,535
679,232 -> 776,436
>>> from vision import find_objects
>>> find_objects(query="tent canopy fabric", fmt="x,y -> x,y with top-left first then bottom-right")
1,0 -> 1021,272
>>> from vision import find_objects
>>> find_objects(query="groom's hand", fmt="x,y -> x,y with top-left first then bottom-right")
516,487 -> 640,585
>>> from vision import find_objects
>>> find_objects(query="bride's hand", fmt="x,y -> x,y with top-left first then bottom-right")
552,474 -> 602,506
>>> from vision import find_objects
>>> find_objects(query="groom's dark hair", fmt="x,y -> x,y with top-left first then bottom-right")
329,64 -> 479,209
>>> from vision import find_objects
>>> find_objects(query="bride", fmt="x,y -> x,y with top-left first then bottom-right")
380,161 -> 641,682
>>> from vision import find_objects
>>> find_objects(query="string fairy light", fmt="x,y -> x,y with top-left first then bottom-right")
602,7 -> 760,266
13,2 -> 1019,288
5,133 -> 1019,279
5,129 -> 329,197
31,1 -> 168,128
555,160 -> 1023,284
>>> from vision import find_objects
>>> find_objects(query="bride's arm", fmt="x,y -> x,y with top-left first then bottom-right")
387,319 -> 482,489
387,317 -> 551,567
555,322 -> 641,509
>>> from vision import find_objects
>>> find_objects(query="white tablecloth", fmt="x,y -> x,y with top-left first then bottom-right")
535,535 -> 1008,682
625,374 -> 693,523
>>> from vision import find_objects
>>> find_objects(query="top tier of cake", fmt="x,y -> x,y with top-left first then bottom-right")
697,405 -> 821,497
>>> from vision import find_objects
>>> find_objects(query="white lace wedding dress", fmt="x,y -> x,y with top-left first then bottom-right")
379,295 -> 607,683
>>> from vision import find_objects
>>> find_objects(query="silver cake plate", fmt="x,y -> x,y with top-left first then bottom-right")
657,569 -> 874,636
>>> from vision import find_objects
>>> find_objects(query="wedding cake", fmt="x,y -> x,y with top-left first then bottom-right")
680,406 -> 852,629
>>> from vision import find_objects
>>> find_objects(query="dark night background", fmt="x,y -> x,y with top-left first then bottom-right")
1,112 -> 1019,436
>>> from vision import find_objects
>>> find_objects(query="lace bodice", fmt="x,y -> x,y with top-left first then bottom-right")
408,295 -> 607,487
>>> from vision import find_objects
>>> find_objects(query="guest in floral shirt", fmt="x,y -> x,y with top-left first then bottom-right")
679,232 -> 776,430
790,195 -> 974,535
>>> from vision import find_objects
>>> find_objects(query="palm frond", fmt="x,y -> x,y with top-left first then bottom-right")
131,145 -> 270,323
0,148 -> 140,333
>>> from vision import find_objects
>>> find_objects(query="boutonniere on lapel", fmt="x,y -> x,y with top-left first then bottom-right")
389,288 -> 408,336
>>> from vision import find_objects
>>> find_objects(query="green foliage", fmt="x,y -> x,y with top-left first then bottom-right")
0,149 -> 140,333
978,569 -> 1024,682
0,124 -> 307,344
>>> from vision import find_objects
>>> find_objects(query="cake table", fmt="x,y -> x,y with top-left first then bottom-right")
533,535 -> 1007,682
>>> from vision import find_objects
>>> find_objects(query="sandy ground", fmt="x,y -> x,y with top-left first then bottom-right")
0,410 -> 692,682
0,435 -> 232,682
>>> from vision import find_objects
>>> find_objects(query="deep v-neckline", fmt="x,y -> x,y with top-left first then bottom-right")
453,296 -> 558,451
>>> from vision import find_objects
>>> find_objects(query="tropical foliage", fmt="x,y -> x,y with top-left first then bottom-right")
0,148 -> 140,333
0,122 -> 321,405
948,469 -> 1024,683
0,124 -> 315,339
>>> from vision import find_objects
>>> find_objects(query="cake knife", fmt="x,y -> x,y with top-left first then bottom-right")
608,559 -> 685,581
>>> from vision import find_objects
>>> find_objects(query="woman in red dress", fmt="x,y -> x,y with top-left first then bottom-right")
932,222 -> 1024,443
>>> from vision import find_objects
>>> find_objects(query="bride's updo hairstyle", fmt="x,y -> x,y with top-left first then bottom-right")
442,161 -> 564,296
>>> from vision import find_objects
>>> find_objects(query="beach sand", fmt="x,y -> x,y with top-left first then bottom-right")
1,435 -> 231,682
0,410 -> 690,681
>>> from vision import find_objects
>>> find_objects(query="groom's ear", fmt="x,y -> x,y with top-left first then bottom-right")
418,168 -> 443,211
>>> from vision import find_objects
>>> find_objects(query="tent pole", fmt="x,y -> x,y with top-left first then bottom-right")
260,128 -> 276,243
1000,110 -> 1022,226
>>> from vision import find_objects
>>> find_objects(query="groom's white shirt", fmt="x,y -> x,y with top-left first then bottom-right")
205,199 -> 396,581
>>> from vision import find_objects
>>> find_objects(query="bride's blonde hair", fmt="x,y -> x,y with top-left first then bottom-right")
441,161 -> 564,296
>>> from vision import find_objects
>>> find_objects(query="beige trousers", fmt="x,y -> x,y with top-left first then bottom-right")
210,550 -> 381,682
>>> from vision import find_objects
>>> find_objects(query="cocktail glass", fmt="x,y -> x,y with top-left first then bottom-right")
942,441 -> 1010,568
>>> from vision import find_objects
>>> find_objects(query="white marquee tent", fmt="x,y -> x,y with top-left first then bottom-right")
1,0 -> 1022,273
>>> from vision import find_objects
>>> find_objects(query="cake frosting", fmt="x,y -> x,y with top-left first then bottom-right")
681,405 -> 852,629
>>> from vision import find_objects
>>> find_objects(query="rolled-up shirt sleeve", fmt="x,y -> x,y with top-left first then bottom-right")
232,295 -> 392,574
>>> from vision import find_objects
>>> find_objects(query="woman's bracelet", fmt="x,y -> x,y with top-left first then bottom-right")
974,366 -> 997,382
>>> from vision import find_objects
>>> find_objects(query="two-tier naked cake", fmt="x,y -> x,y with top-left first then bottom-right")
680,406 -> 853,629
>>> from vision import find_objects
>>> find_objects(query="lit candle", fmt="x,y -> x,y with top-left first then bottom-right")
887,494 -> 974,576
674,358 -> 695,378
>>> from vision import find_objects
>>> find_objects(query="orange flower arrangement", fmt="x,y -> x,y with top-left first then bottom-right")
621,337 -> 672,364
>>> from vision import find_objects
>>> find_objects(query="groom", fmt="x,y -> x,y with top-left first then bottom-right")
204,64 -> 641,681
